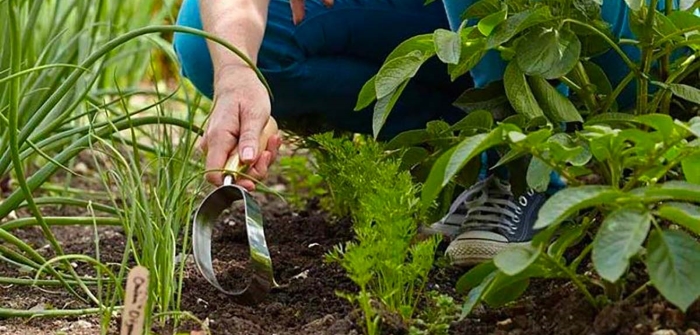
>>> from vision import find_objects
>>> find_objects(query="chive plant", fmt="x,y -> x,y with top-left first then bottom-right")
0,0 -> 270,332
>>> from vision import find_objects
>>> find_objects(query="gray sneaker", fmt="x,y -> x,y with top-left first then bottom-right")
423,175 -> 546,266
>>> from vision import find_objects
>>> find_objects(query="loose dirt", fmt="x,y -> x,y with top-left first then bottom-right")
1,173 -> 700,335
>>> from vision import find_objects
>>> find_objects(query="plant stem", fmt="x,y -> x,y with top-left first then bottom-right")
637,0 -> 660,115
543,253 -> 598,308
0,307 -> 110,318
569,62 -> 601,113
6,0 -> 89,303
602,72 -> 636,113
0,276 -> 109,286
563,19 -> 640,74
1,216 -> 121,230
624,281 -> 651,303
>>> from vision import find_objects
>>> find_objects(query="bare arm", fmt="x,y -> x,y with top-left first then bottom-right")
200,0 -> 270,90
197,0 -> 281,190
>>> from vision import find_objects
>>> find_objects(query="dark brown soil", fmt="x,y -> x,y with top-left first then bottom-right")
178,198 -> 359,335
2,169 -> 700,335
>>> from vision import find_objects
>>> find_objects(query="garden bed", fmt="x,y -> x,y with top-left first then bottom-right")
1,164 -> 700,335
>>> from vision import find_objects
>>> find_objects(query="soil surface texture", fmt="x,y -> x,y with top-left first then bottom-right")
1,181 -> 700,335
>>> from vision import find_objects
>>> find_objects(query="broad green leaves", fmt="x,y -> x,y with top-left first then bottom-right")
534,186 -> 623,229
592,208 -> 651,283
624,0 -> 644,12
516,27 -> 581,79
434,29 -> 461,65
421,127 -> 505,208
526,157 -> 552,192
631,181 -> 700,203
494,246 -> 541,276
486,7 -> 555,48
528,76 -> 584,122
504,62 -> 545,119
657,202 -> 700,235
647,229 -> 700,312
682,154 -> 700,184
375,51 -> 425,99
666,83 -> 700,105
478,7 -> 508,36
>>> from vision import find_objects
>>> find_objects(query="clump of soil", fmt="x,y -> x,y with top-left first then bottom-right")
179,198 -> 359,335
2,183 -> 700,335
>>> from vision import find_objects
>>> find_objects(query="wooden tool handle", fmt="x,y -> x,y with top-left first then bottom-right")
224,117 -> 279,177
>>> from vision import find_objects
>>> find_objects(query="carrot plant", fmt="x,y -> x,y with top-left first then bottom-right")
356,0 -> 700,319
309,133 -> 441,335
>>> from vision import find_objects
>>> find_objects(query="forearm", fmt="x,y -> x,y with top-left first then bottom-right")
199,0 -> 270,89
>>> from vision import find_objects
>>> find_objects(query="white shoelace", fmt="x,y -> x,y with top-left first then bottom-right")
428,176 -> 523,238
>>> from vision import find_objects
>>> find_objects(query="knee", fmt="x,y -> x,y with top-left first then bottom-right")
173,0 -> 214,98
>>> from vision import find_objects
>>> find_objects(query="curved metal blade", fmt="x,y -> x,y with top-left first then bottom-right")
192,184 -> 278,305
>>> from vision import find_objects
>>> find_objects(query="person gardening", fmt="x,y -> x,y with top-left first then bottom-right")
173,0 -> 687,266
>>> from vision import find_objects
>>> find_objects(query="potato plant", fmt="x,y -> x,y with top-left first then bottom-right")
356,0 -> 700,318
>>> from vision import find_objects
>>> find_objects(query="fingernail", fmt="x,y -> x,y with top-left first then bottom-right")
242,147 -> 255,161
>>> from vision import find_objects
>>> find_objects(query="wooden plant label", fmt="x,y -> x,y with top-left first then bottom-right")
121,265 -> 150,335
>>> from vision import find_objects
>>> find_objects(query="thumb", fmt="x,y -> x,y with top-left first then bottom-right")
237,110 -> 267,164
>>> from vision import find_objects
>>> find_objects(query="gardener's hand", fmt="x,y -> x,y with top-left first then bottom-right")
199,66 -> 282,191
290,0 -> 334,25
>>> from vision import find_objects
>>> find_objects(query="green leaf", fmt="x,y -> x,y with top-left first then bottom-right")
421,146 -> 457,209
582,60 -> 614,97
534,186 -> 623,229
400,147 -> 430,170
460,272 -> 496,320
421,128 -> 504,208
445,130 -> 505,187
547,222 -> 587,259
504,62 -> 545,120
526,157 -> 553,193
656,202 -> 700,235
478,7 -> 508,36
486,6 -> 555,49
665,83 -> 700,105
547,133 -> 590,166
647,229 -> 700,312
592,208 -> 652,283
453,81 -> 509,113
483,276 -> 530,308
456,261 -> 497,294
355,76 -> 377,111
585,112 -> 636,126
448,110 -> 494,132
668,11 -> 700,31
630,181 -> 700,203
516,27 -> 581,79
675,117 -> 700,139
434,29 -> 462,65
384,34 -> 435,62
375,51 -> 426,99
464,0 -> 501,20
386,129 -> 432,149
528,76 -> 584,123
634,114 -> 678,139
373,80 -> 408,138
494,245 -> 541,276
449,38 -> 487,81
625,0 -> 643,11
682,154 -> 700,184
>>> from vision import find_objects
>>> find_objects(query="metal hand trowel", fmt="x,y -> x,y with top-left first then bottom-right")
192,117 -> 280,305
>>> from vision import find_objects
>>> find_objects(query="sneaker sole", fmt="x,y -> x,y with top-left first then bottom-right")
446,239 -> 531,267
